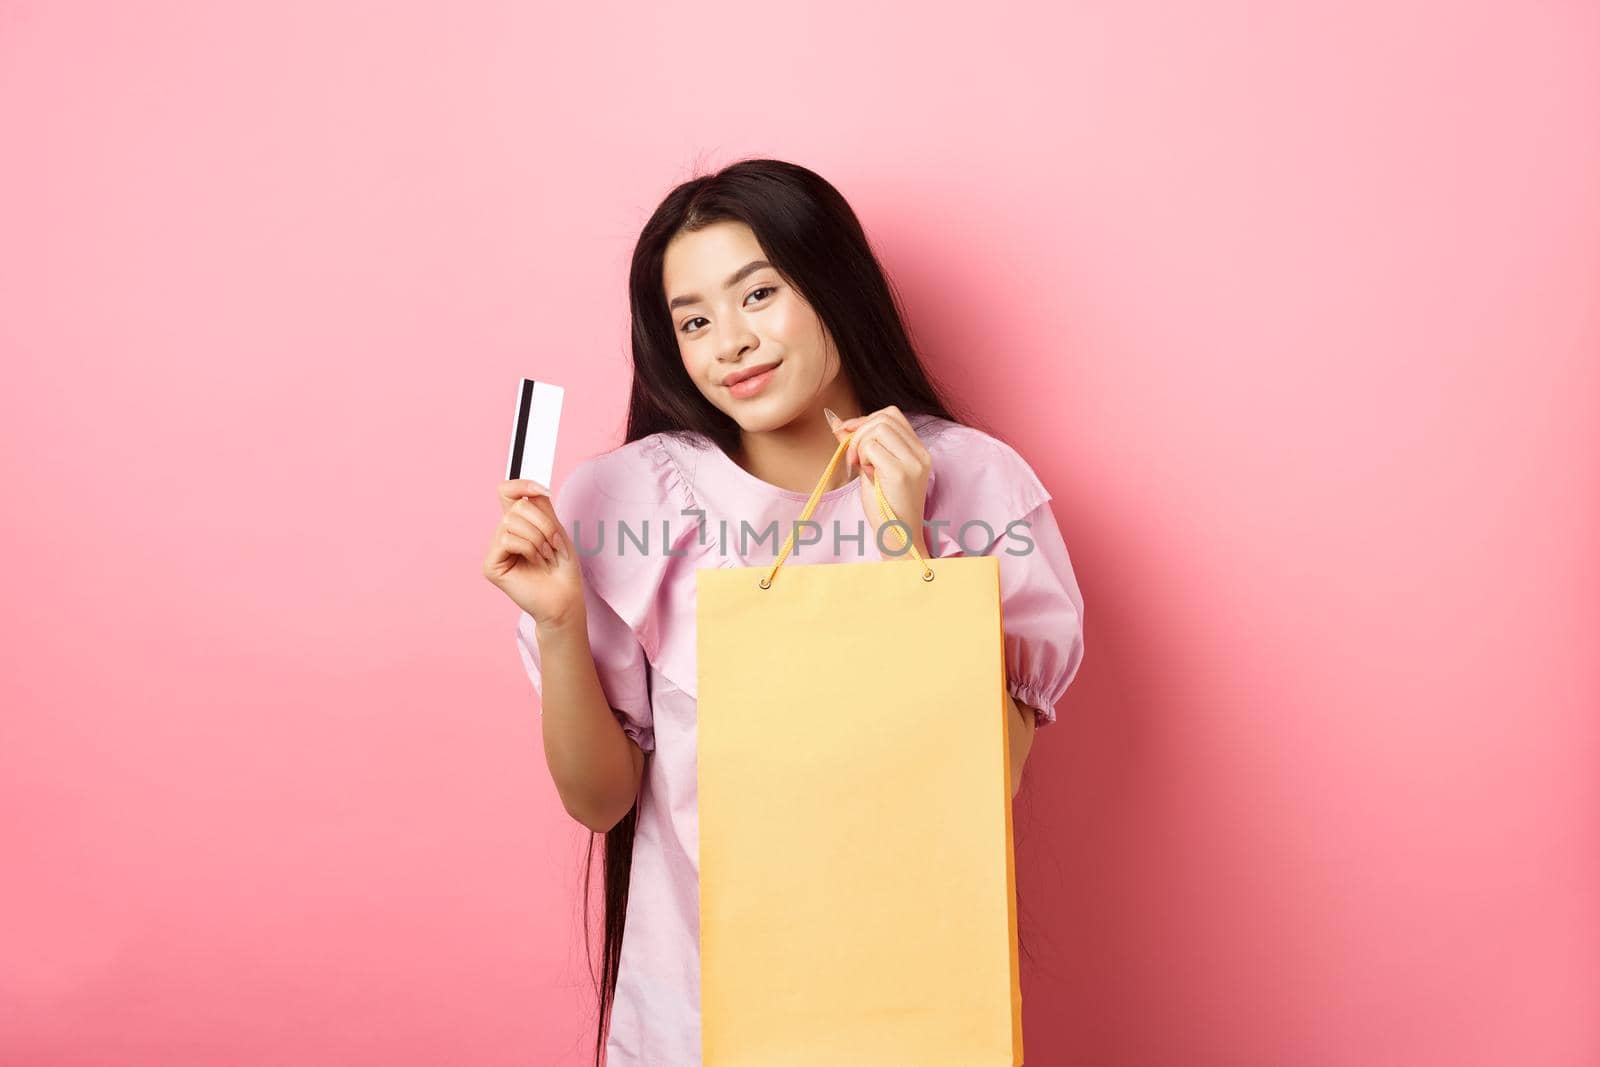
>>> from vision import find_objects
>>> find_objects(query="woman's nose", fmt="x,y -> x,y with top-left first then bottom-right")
717,324 -> 759,363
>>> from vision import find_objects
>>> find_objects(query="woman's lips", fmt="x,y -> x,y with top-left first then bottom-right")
726,363 -> 780,399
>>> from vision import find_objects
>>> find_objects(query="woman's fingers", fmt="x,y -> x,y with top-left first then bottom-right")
499,528 -> 544,566
858,428 -> 912,477
844,407 -> 923,475
493,478 -> 570,567
504,511 -> 559,564
835,404 -> 907,433
498,478 -> 550,515
511,496 -> 562,541
876,416 -> 927,463
846,414 -> 895,472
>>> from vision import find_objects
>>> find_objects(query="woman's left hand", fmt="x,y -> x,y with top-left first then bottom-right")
825,406 -> 932,559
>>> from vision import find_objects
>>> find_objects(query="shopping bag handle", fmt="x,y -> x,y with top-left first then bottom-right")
759,430 -> 936,589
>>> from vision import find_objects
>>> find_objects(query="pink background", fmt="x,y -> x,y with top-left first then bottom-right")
3,2 -> 1596,1064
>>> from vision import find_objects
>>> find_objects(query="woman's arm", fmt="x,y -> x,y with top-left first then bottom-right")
1007,694 -> 1039,798
535,608 -> 646,833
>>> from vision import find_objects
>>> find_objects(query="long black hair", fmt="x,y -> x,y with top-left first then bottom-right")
580,157 -> 1021,1066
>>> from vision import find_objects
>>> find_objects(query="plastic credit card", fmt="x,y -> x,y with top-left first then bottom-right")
506,378 -> 563,488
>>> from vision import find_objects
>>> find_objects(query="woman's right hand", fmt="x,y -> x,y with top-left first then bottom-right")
482,479 -> 586,629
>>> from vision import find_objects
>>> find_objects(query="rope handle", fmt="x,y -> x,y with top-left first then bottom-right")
758,431 -> 935,589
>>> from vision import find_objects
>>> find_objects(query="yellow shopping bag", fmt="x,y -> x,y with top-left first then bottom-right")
697,431 -> 1024,1066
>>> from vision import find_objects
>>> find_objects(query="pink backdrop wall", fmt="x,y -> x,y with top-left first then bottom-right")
3,2 -> 1596,1064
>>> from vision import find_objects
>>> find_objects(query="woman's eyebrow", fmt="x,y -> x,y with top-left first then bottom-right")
667,260 -> 773,310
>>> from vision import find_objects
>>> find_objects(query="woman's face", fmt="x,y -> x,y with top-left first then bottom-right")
663,220 -> 846,434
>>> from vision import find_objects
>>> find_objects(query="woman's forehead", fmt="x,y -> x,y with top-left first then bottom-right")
663,222 -> 770,299
666,222 -> 761,272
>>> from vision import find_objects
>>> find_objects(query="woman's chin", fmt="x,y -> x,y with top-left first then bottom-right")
728,395 -> 807,433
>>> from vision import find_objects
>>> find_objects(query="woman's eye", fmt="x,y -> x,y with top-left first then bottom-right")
680,287 -> 776,334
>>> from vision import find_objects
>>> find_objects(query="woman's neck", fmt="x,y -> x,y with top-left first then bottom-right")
733,397 -> 862,496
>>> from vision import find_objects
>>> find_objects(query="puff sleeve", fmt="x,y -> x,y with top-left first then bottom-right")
992,499 -> 1086,727
925,427 -> 1086,728
512,452 -> 657,754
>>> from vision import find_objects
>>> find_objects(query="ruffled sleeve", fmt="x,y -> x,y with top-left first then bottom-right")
924,427 -> 1086,727
511,436 -> 695,753
993,500 -> 1086,725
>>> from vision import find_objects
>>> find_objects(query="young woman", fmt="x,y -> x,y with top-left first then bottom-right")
482,158 -> 1086,1067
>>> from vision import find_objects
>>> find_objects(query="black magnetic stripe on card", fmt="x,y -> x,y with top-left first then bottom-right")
509,378 -> 535,479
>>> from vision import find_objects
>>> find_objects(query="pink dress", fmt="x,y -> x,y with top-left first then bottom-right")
515,413 -> 1086,1066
